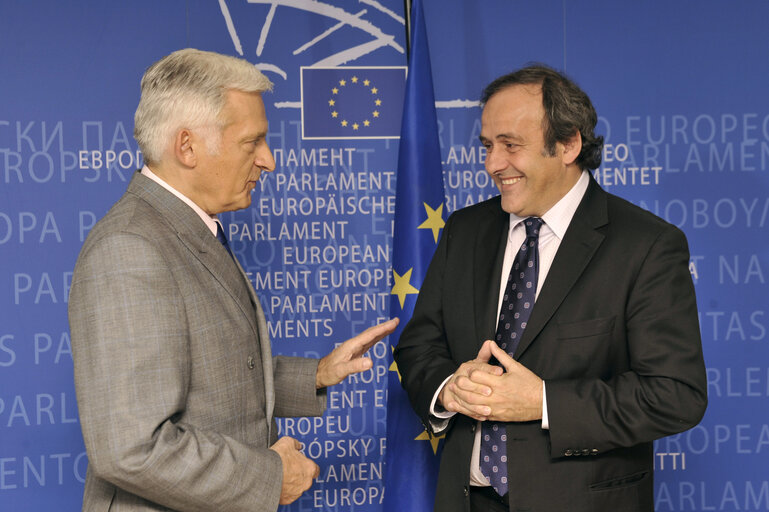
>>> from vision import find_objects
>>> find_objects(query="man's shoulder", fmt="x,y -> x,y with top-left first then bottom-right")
448,195 -> 503,224
603,189 -> 677,230
94,189 -> 167,237
78,185 -> 173,262
597,186 -> 687,246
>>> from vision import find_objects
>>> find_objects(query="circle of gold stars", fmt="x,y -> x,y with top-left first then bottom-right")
328,75 -> 382,131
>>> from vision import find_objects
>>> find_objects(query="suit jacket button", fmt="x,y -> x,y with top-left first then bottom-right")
471,424 -> 476,433
247,356 -> 256,369
463,486 -> 469,497
591,448 -> 599,455
582,449 -> 590,456
564,449 -> 573,456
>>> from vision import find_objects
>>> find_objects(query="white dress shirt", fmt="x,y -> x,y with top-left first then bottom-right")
141,165 -> 223,237
429,170 -> 590,487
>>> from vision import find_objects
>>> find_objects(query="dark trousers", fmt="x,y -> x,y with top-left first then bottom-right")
469,486 -> 508,512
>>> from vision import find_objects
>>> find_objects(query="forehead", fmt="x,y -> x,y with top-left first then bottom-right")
480,84 -> 544,138
221,89 -> 268,134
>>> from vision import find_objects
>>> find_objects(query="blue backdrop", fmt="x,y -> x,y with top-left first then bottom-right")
1,1 -> 767,510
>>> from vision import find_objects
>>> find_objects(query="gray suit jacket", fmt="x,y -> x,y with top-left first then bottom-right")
69,172 -> 326,512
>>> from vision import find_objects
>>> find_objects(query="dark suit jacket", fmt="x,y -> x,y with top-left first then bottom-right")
394,176 -> 707,512
69,173 -> 326,512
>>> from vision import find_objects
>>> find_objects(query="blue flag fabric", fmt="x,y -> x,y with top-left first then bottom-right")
384,0 -> 445,510
301,66 -> 406,139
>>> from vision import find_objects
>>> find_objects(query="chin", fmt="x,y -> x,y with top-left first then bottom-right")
500,199 -> 520,215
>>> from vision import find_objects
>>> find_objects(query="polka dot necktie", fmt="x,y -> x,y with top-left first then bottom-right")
479,216 -> 543,497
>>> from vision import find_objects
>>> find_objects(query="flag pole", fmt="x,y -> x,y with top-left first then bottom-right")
404,0 -> 412,58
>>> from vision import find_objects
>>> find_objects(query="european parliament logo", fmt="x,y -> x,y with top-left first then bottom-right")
301,66 -> 407,140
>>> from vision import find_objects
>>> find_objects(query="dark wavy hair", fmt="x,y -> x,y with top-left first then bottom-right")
480,64 -> 604,170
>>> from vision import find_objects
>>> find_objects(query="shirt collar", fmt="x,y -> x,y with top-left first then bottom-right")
140,165 -> 220,237
507,170 -> 590,240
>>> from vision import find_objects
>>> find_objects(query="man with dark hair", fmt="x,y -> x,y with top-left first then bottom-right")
394,64 -> 707,512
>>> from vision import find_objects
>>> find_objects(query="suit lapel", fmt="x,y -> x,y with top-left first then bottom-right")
128,172 -> 277,436
177,232 -> 260,336
514,178 -> 609,359
473,199 -> 510,351
253,298 -> 275,437
127,173 -> 259,338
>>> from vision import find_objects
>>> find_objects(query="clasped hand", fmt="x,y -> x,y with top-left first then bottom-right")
438,340 -> 543,422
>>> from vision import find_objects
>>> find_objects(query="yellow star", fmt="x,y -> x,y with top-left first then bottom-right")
371,87 -> 378,94
389,346 -> 401,382
417,202 -> 446,242
351,76 -> 358,83
415,429 -> 445,455
363,79 -> 370,86
328,99 -> 335,106
353,123 -> 359,130
339,79 -> 346,86
363,120 -> 370,127
332,87 -> 339,94
331,111 -> 338,118
375,99 -> 382,106
341,120 -> 348,127
391,268 -> 419,309
373,111 -> 380,118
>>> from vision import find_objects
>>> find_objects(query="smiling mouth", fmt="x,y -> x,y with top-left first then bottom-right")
500,176 -> 523,186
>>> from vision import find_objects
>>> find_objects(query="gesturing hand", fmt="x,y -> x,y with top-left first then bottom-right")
270,436 -> 319,505
316,318 -> 399,389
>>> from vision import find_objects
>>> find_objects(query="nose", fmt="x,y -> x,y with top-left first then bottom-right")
256,142 -> 275,173
484,146 -> 507,175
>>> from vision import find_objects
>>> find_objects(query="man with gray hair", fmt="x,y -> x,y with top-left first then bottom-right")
69,48 -> 397,512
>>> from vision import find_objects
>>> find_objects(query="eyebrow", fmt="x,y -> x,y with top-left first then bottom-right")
478,133 -> 525,144
241,130 -> 268,142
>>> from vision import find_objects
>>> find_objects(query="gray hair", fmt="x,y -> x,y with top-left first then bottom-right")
134,48 -> 273,164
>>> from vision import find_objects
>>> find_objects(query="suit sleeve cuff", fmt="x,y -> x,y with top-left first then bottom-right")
541,381 -> 549,430
428,375 -> 455,432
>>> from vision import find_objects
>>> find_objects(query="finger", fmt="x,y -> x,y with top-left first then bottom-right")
468,361 -> 504,376
346,319 -> 398,356
360,318 -> 399,341
343,357 -> 373,376
450,381 -> 493,407
476,340 -> 495,362
312,462 -> 320,479
447,382 -> 492,415
488,341 -> 518,372
454,373 -> 492,397
289,437 -> 301,450
466,369 -> 504,391
456,360 -> 499,379
445,389 -> 491,420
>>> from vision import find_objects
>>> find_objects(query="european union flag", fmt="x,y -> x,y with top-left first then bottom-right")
384,0 -> 445,510
301,66 -> 406,139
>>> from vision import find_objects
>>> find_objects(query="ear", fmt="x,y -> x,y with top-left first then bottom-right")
173,128 -> 197,168
560,130 -> 582,166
